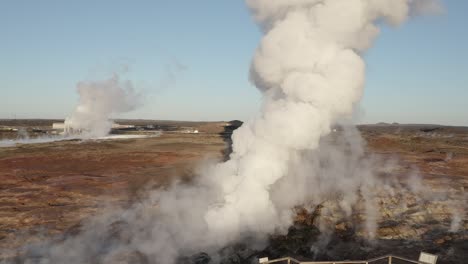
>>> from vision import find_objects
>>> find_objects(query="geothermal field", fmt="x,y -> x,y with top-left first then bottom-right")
0,120 -> 467,263
1,0 -> 467,264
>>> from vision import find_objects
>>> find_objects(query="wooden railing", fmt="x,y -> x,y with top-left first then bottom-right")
260,255 -> 429,264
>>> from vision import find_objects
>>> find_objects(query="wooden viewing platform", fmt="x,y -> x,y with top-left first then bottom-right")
258,252 -> 438,264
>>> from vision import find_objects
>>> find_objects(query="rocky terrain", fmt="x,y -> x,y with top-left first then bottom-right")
255,124 -> 468,264
0,120 -> 467,263
0,120 -> 233,259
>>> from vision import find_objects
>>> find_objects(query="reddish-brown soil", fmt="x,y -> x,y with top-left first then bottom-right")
0,122 -> 467,261
0,132 -> 227,254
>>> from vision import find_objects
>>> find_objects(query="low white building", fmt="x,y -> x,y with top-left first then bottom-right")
52,123 -> 66,130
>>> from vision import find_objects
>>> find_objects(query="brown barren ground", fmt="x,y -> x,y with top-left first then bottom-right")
0,124 -> 229,255
0,121 -> 467,261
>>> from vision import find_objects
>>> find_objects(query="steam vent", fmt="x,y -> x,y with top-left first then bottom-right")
1,0 -> 467,264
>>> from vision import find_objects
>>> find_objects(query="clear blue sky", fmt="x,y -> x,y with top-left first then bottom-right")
0,0 -> 466,125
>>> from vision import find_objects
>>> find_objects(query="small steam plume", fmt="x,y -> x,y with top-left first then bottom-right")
64,74 -> 140,138
10,1 -> 461,264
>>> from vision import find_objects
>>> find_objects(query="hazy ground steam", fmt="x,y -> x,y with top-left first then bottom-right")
64,74 -> 141,138
9,1 -> 464,264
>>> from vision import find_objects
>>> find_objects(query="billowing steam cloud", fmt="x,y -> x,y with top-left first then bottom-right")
10,1 -> 456,264
64,74 -> 140,138
205,0 -> 443,239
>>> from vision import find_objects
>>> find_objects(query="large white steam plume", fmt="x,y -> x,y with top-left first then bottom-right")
64,74 -> 140,137
204,0 -> 443,239
12,1 -> 456,263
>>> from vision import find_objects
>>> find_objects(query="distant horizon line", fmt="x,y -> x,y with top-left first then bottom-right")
0,118 -> 467,128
